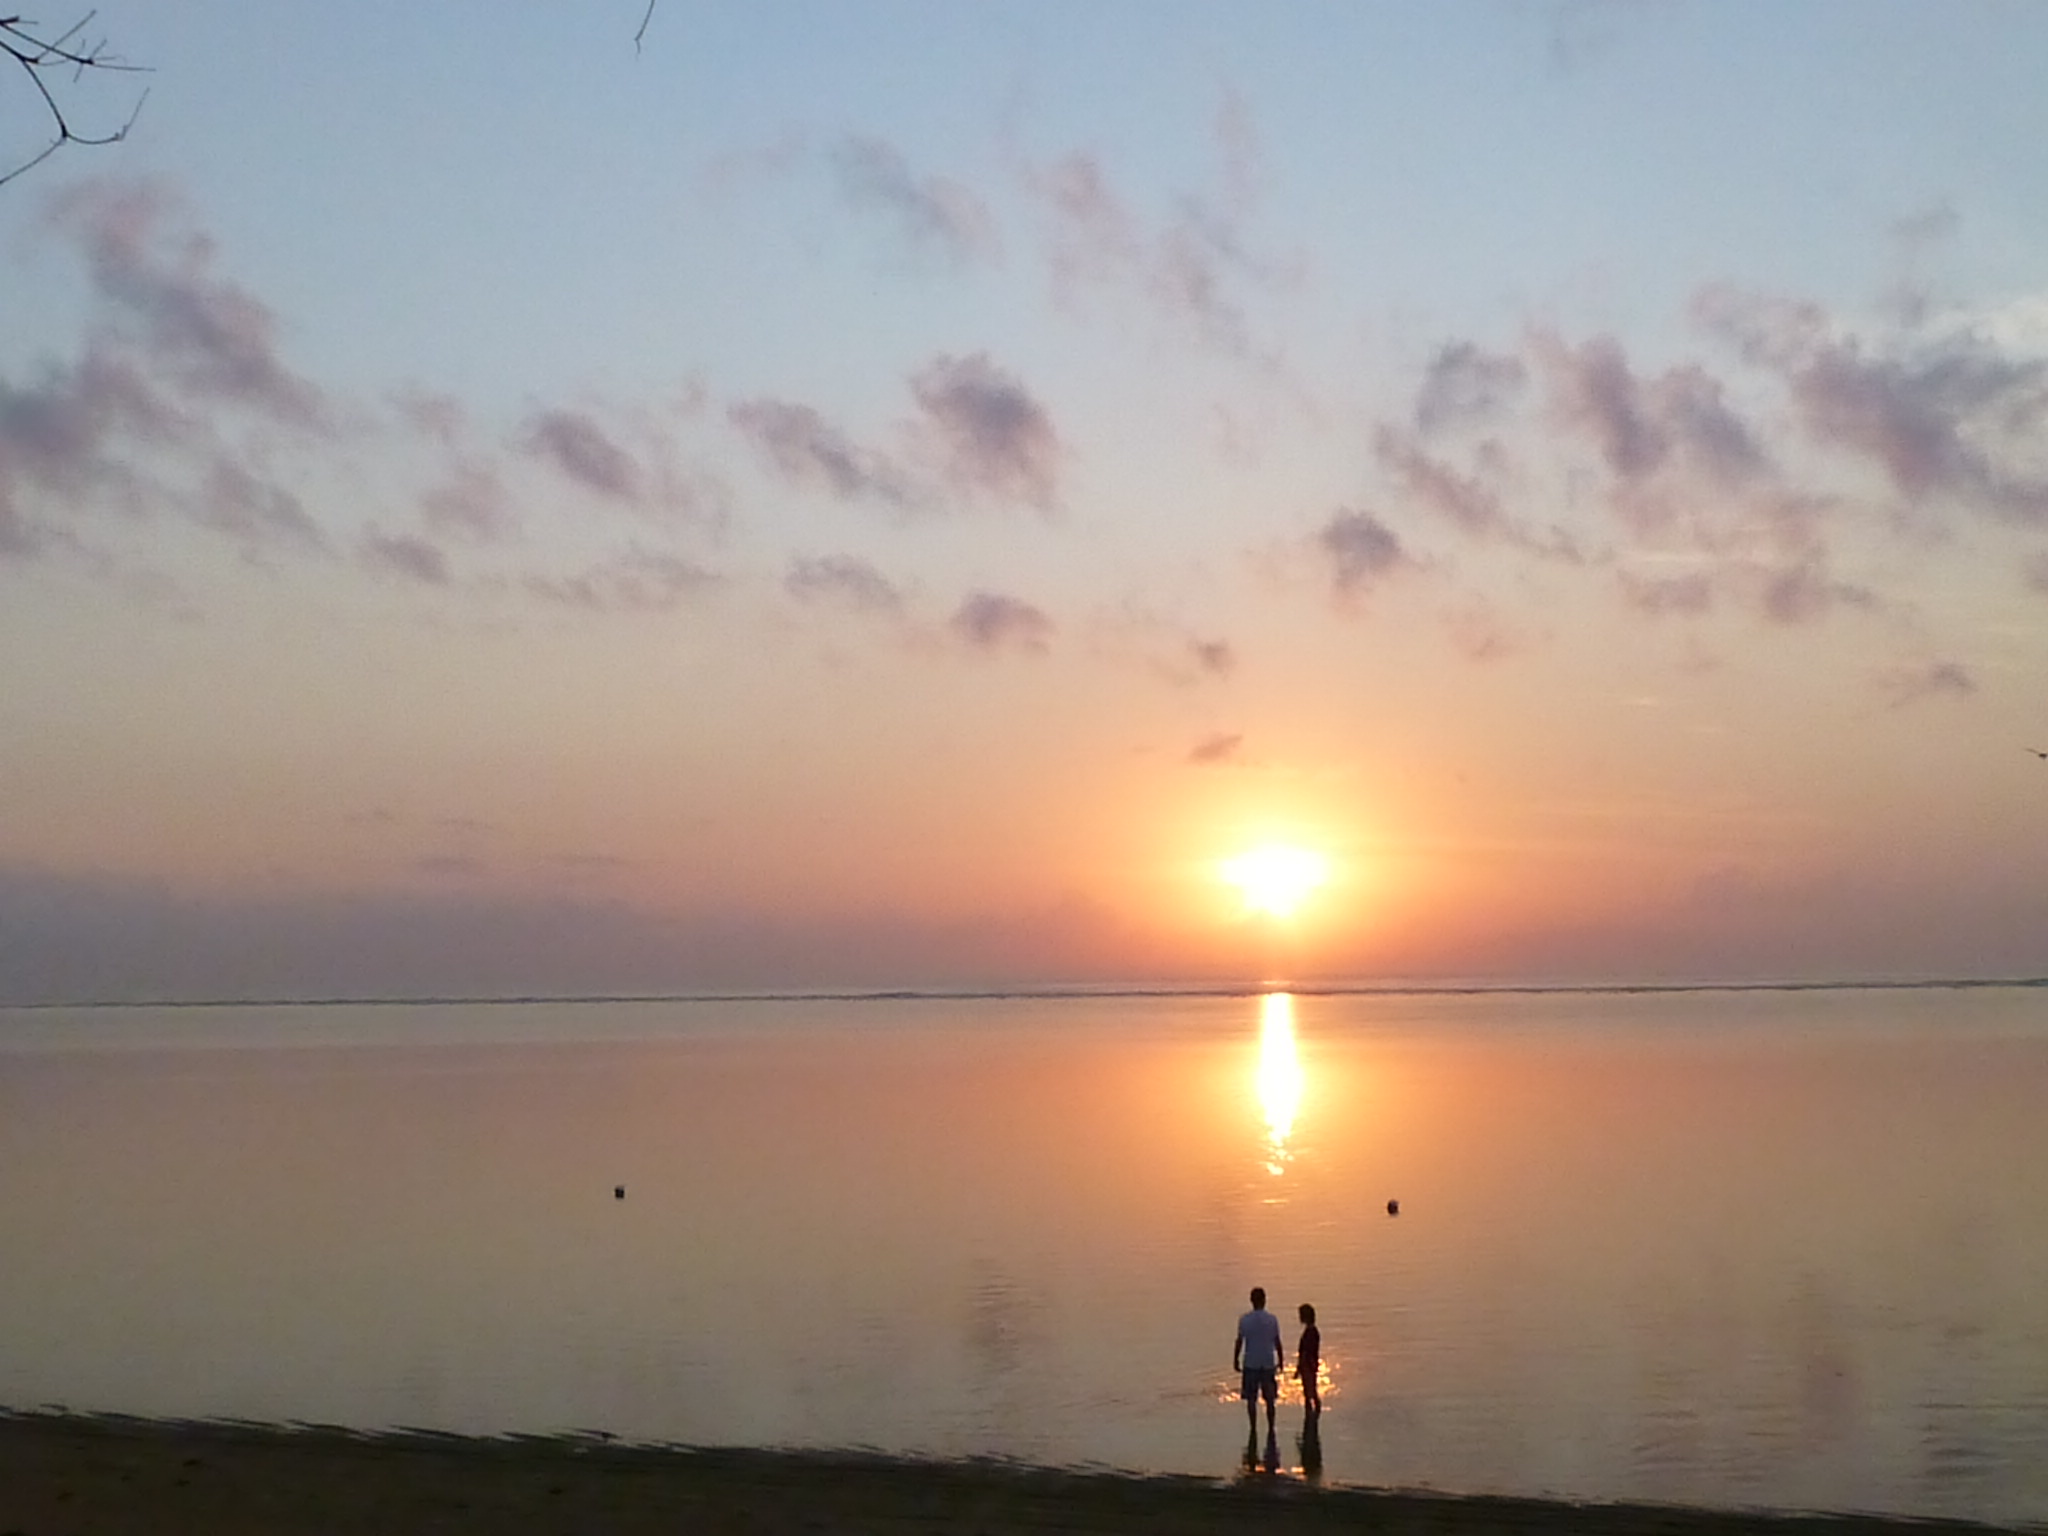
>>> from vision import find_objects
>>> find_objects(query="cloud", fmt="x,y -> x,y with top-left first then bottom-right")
1188,637 -> 1236,675
1153,205 -> 1258,357
525,546 -> 717,612
1027,144 -> 1294,360
1414,341 -> 1527,435
520,408 -> 641,502
729,397 -> 912,505
950,590 -> 1054,652
1754,556 -> 1873,625
48,179 -> 327,428
1187,730 -> 1242,765
0,348 -> 174,556
393,388 -> 469,447
421,463 -> 518,542
1374,425 -> 1501,534
1532,329 -> 1768,489
834,136 -> 1000,263
1317,507 -> 1411,598
910,353 -> 1061,509
361,529 -> 451,585
0,183 -> 358,581
1696,285 -> 2048,522
1035,151 -> 1144,294
784,553 -> 905,612
1444,601 -> 1533,662
196,458 -> 330,559
1618,567 -> 1716,617
0,177 -> 735,618
1374,425 -> 1585,563
1878,658 -> 1976,708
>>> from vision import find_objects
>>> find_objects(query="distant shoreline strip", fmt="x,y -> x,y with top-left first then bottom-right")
7,975 -> 2046,1011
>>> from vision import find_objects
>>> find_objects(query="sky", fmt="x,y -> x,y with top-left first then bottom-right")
3,1 -> 2048,1002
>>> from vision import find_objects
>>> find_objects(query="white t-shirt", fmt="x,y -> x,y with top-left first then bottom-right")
1237,1307 -> 1282,1370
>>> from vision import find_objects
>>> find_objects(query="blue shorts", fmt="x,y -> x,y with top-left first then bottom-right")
1240,1367 -> 1278,1403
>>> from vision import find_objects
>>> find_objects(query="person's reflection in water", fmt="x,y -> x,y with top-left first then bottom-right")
1298,1412 -> 1323,1485
1240,1425 -> 1283,1477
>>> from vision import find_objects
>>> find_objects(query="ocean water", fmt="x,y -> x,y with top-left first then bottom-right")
3,985 -> 2046,1522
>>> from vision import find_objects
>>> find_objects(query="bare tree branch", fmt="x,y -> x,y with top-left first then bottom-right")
633,0 -> 656,55
1,10 -> 150,188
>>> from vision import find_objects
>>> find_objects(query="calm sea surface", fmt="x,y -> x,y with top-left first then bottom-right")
4,986 -> 2046,1522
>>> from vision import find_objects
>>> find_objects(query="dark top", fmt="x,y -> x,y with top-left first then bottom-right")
1297,1323 -> 1320,1375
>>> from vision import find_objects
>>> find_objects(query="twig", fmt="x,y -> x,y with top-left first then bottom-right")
1,11 -> 152,187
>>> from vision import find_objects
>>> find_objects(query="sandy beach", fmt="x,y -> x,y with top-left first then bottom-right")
0,1411 -> 2029,1536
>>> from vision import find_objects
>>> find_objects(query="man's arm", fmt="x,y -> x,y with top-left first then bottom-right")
1232,1323 -> 1243,1371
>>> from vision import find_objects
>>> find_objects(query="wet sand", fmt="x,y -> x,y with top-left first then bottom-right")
0,1411 -> 2026,1536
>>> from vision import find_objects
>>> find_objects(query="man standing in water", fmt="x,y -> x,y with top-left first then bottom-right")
1233,1287 -> 1284,1441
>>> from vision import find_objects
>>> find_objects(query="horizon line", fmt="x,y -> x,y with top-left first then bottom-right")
5,974 -> 2046,1012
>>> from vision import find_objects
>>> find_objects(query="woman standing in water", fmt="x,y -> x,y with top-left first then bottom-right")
1296,1303 -> 1322,1417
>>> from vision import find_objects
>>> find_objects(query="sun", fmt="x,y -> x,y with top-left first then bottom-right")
1220,844 -> 1330,919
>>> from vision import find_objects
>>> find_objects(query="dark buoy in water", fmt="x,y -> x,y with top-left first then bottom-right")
1386,1197 -> 1400,1216
614,1185 -> 626,1200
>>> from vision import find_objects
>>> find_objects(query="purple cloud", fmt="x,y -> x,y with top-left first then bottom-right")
1755,557 -> 1873,625
1533,330 -> 1767,488
1537,332 -> 1668,480
1374,425 -> 1585,562
0,348 -> 175,556
1037,151 -> 1143,293
1317,507 -> 1410,598
910,353 -> 1061,509
521,409 -> 640,502
1030,146 -> 1290,359
1879,658 -> 1976,708
1189,638 -> 1236,675
1618,568 -> 1716,617
421,463 -> 517,542
1697,286 -> 2048,522
729,398 -> 911,505
950,590 -> 1054,652
48,179 -> 327,428
834,136 -> 1000,263
1374,425 -> 1505,537
1414,340 -> 1527,435
197,458 -> 330,559
785,553 -> 905,612
1154,206 -> 1255,357
361,530 -> 451,585
1187,731 -> 1243,765
525,547 -> 717,612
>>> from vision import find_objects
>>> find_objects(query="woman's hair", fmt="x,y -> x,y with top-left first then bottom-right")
1298,1302 -> 1316,1323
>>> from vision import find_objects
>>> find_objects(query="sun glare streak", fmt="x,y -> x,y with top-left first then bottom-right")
1222,844 -> 1329,919
1256,992 -> 1303,1176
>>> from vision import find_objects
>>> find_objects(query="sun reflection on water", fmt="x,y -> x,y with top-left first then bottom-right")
1256,992 -> 1303,1177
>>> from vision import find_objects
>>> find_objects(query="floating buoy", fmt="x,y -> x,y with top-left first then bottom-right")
1386,1198 -> 1399,1215
614,1185 -> 626,1200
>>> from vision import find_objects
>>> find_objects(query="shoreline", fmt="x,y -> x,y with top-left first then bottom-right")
1,1411 -> 2030,1536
